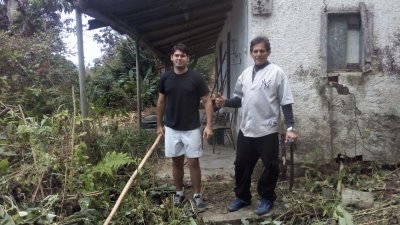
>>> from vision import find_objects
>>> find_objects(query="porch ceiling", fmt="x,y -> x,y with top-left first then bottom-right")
75,0 -> 234,59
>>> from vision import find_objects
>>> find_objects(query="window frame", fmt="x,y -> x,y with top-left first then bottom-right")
320,2 -> 373,77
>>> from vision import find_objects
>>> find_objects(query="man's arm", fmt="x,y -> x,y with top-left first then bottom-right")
282,104 -> 297,143
201,93 -> 213,140
215,93 -> 242,108
282,104 -> 294,128
156,93 -> 166,135
224,96 -> 242,108
215,74 -> 244,108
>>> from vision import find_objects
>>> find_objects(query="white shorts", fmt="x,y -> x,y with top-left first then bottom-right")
164,126 -> 202,158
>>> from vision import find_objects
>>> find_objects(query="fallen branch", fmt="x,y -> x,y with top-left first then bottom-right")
363,187 -> 400,193
358,218 -> 388,225
0,108 -> 10,117
64,191 -> 103,200
32,170 -> 46,202
353,203 -> 398,217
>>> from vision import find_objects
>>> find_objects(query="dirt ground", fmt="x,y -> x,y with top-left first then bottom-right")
154,141 -> 298,224
153,138 -> 400,224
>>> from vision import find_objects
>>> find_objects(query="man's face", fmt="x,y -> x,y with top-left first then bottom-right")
171,49 -> 189,69
251,42 -> 270,65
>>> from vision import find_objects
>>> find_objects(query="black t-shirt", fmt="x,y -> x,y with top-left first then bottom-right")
159,70 -> 209,130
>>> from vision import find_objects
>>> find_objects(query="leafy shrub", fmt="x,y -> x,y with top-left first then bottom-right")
0,31 -> 78,117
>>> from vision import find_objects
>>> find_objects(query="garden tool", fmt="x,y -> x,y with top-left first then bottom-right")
280,134 -> 287,181
281,137 -> 296,190
288,140 -> 296,191
103,134 -> 162,225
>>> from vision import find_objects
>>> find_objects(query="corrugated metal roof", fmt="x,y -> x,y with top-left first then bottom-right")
75,0 -> 234,59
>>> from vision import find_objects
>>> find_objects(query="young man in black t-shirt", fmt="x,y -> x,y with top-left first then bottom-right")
156,43 -> 213,209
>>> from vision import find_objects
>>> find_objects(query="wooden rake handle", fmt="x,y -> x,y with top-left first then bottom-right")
103,133 -> 163,225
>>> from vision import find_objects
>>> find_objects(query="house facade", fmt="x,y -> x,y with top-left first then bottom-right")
215,0 -> 400,162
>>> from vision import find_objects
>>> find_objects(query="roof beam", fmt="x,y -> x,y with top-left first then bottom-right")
115,0 -> 172,15
121,0 -> 231,22
156,28 -> 221,50
138,2 -> 232,32
177,30 -> 221,45
76,0 -> 164,57
142,13 -> 227,39
152,21 -> 224,46
158,35 -> 218,58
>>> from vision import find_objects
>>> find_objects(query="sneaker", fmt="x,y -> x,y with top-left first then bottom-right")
173,194 -> 185,205
254,198 -> 273,215
227,198 -> 251,212
192,195 -> 207,209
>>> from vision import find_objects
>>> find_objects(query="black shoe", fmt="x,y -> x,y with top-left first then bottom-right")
227,198 -> 251,212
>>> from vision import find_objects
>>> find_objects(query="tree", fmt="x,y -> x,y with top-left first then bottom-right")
0,0 -> 8,30
88,30 -> 161,114
3,0 -> 72,36
0,0 -> 77,117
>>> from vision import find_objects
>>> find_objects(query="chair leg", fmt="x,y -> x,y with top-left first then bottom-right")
228,129 -> 236,150
223,130 -> 229,147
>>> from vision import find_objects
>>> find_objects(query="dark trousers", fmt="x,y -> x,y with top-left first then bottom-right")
234,130 -> 280,202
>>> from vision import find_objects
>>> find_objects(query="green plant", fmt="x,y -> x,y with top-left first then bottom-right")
91,151 -> 134,177
190,54 -> 214,82
0,31 -> 78,117
1,195 -> 58,224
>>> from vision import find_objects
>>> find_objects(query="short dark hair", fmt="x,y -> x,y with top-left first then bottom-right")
250,36 -> 271,53
171,43 -> 188,55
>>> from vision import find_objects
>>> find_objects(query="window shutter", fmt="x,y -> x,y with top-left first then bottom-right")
360,2 -> 373,72
327,15 -> 348,71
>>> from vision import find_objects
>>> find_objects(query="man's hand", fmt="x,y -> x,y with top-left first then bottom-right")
285,131 -> 297,144
203,125 -> 213,140
156,125 -> 164,136
215,92 -> 225,108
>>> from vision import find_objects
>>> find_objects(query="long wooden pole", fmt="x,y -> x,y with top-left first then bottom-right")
103,134 -> 162,225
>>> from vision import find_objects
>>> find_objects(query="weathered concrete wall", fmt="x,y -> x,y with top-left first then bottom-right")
216,0 -> 252,133
216,0 -> 251,97
218,0 -> 400,163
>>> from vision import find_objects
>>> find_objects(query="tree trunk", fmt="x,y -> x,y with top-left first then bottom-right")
6,0 -> 33,36
6,0 -> 19,25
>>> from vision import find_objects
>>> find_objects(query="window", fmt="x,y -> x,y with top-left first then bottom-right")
321,2 -> 373,75
327,14 -> 361,72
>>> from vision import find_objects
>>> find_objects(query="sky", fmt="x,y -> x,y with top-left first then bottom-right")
62,11 -> 103,66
